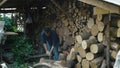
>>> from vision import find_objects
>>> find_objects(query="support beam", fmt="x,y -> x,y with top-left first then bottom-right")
78,0 -> 120,14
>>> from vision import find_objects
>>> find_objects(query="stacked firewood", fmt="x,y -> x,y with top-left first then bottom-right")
45,1 -> 120,68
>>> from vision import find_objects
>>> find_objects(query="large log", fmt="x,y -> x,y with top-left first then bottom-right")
75,31 -> 91,44
90,43 -> 104,54
97,32 -> 103,42
87,18 -> 94,29
90,57 -> 103,68
86,52 -> 94,61
96,21 -> 104,32
82,59 -> 89,68
82,36 -> 97,49
110,27 -> 120,37
91,24 -> 99,36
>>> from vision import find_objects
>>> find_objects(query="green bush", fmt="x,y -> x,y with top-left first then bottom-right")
11,36 -> 34,63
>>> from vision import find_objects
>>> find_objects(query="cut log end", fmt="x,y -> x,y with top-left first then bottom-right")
86,52 -> 94,61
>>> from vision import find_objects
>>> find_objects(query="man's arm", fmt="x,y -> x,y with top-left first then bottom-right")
50,46 -> 54,53
43,43 -> 47,52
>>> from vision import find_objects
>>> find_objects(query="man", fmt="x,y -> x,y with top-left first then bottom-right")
41,27 -> 59,60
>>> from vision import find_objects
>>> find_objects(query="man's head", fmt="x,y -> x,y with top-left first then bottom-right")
44,26 -> 51,37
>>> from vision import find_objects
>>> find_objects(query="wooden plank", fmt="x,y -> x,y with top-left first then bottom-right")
78,0 -> 120,14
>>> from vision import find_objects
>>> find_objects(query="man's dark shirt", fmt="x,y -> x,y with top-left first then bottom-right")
41,29 -> 59,47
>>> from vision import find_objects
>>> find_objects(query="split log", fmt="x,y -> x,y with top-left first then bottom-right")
110,27 -> 120,37
90,43 -> 104,54
82,59 -> 89,68
91,24 -> 99,36
111,19 -> 120,27
96,21 -> 104,32
90,57 -> 103,68
77,55 -> 82,63
96,14 -> 102,21
87,18 -> 94,29
111,42 -> 119,51
97,32 -> 103,42
86,52 -> 94,61
82,36 -> 97,49
76,63 -> 81,68
100,60 -> 106,68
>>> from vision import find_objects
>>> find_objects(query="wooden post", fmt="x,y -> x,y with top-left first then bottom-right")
105,14 -> 111,68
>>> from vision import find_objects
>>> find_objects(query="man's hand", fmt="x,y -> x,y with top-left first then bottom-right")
46,51 -> 51,56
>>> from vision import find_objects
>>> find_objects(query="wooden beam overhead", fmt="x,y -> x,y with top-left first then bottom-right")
78,0 -> 120,14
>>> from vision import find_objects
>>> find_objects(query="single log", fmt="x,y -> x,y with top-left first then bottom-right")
96,21 -> 104,32
91,24 -> 99,36
76,31 -> 91,44
111,42 -> 119,51
90,43 -> 104,54
96,14 -> 102,21
100,60 -> 106,68
82,59 -> 89,68
90,57 -> 103,68
110,27 -> 120,37
82,37 -> 97,49
97,32 -> 103,42
87,18 -> 94,29
78,46 -> 86,58
111,50 -> 118,59
77,55 -> 82,63
76,63 -> 81,68
75,35 -> 82,44
86,52 -> 94,61
111,19 -> 120,27
67,48 -> 76,60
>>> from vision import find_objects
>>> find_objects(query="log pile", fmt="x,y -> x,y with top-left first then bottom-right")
43,1 -> 120,68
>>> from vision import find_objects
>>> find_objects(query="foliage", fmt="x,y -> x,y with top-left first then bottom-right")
13,61 -> 29,68
11,35 -> 34,63
0,14 -> 18,32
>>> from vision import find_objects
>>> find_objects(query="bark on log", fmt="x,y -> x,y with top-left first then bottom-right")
91,24 -> 99,36
76,31 -> 91,44
82,59 -> 89,68
97,32 -> 104,42
82,37 -> 97,49
90,57 -> 103,68
90,43 -> 104,54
